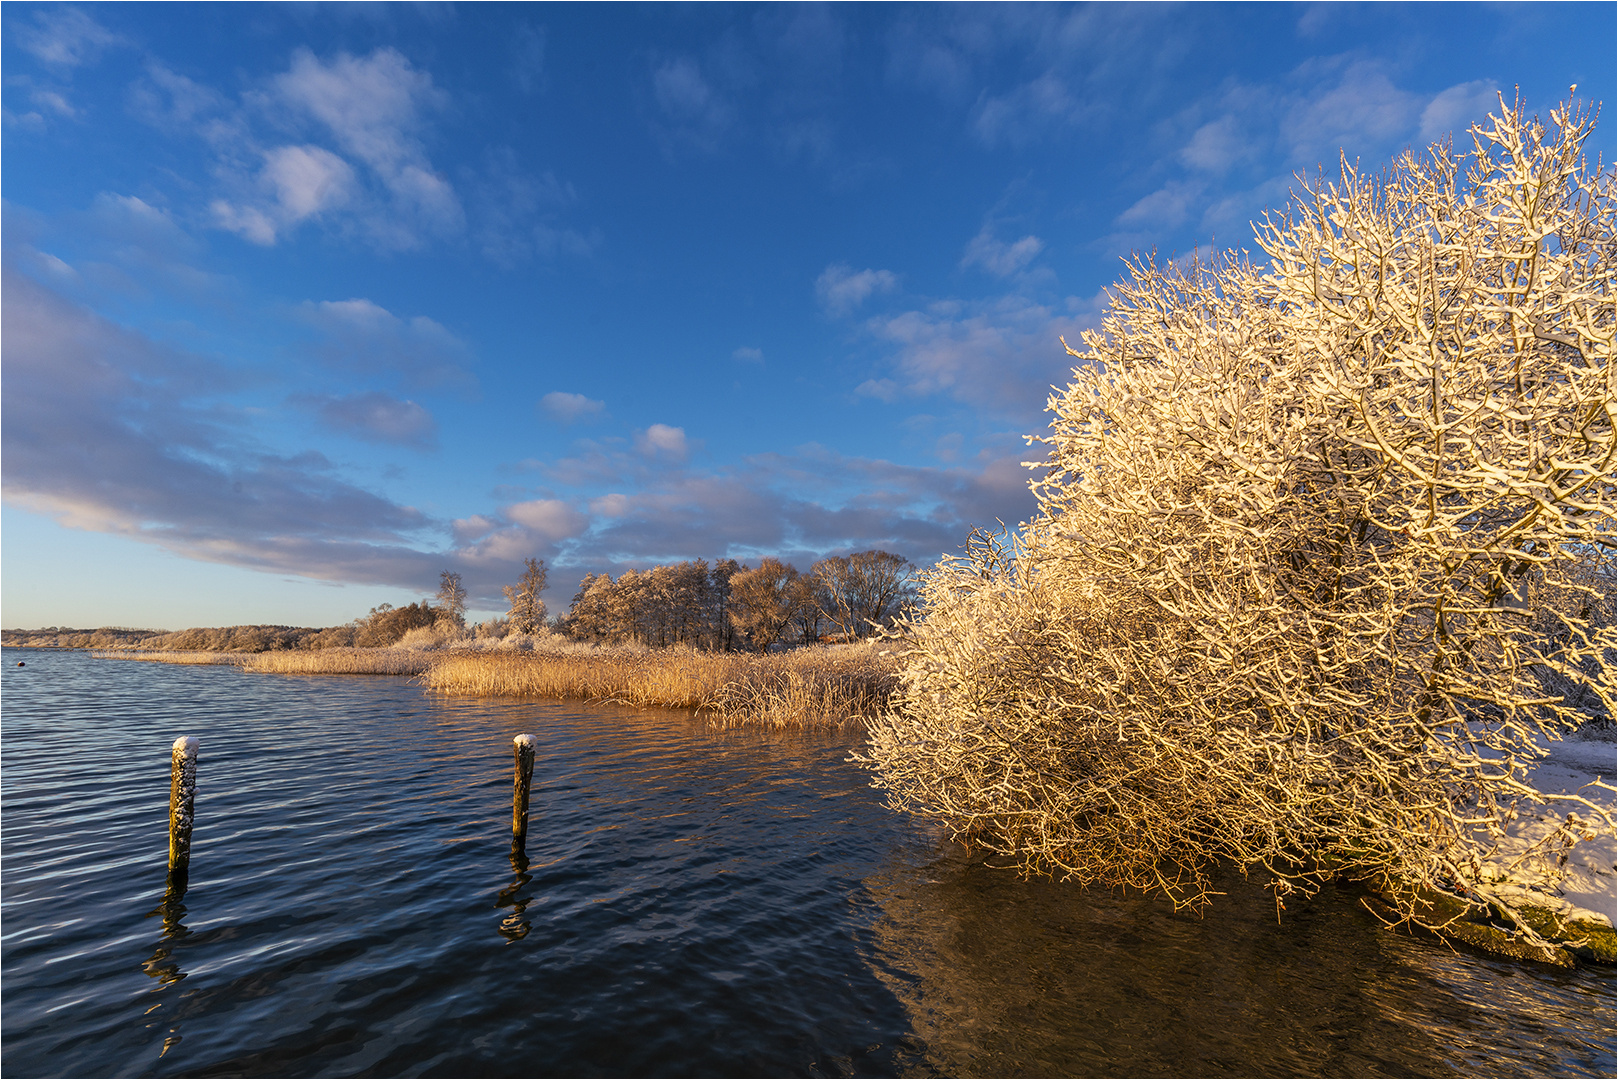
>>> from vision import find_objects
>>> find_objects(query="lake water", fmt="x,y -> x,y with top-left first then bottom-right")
3,649 -> 1613,1078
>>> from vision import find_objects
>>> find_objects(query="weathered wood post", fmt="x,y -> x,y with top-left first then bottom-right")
511,733 -> 536,853
168,736 -> 198,881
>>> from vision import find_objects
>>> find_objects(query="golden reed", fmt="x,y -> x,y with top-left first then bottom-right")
241,648 -> 434,675
96,642 -> 900,727
424,644 -> 899,728
94,650 -> 244,666
97,647 -> 434,674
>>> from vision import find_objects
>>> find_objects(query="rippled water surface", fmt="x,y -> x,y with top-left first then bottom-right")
3,650 -> 1613,1077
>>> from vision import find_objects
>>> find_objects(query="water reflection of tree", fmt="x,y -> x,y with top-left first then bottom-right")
863,847 -> 1456,1077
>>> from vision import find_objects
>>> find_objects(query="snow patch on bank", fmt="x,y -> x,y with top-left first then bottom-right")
1473,727 -> 1616,928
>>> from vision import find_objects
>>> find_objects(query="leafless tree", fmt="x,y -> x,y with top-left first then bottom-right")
503,557 -> 549,634
728,558 -> 803,652
436,571 -> 467,631
813,550 -> 914,639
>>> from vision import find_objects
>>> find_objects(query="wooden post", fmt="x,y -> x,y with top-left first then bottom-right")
511,734 -> 536,851
168,736 -> 198,880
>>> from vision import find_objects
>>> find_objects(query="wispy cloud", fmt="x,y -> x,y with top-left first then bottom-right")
13,7 -> 122,69
858,294 -> 1097,419
539,391 -> 605,424
816,263 -> 898,317
536,442 -> 1036,570
1,269 -> 441,584
971,72 -> 1096,148
295,298 -> 475,391
650,56 -> 733,154
510,22 -> 547,94
1419,79 -> 1501,144
129,46 -> 587,256
1106,62 -> 1511,251
960,225 -> 1044,276
301,391 -> 438,449
470,146 -> 595,266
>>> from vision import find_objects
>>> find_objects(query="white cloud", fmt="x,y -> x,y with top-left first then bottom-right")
210,200 -> 278,245
859,293 -> 1099,418
296,298 -> 473,390
30,89 -> 76,119
183,48 -> 464,250
506,498 -> 589,540
263,144 -> 355,222
13,8 -> 121,68
271,47 -> 441,175
971,72 -> 1093,148
651,56 -> 732,153
471,146 -> 594,266
961,226 -> 1044,276
1282,61 -> 1421,167
268,47 -> 463,241
130,63 -> 232,135
732,346 -> 764,362
127,51 -> 580,263
816,263 -> 898,317
854,378 -> 899,402
1,268 -> 444,589
590,493 -> 631,517
1116,180 -> 1204,231
452,514 -> 499,543
635,423 -> 689,460
1420,80 -> 1501,144
1180,115 -> 1251,173
540,391 -> 605,423
510,23 -> 547,94
216,144 -> 357,243
3,108 -> 47,131
305,391 -> 437,449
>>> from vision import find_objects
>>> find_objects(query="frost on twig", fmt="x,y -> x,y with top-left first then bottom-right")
859,96 -> 1615,936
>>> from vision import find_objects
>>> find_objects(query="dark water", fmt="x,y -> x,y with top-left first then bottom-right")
2,650 -> 1613,1078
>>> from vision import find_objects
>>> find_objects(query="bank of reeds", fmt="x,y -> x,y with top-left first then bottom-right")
423,643 -> 900,728
242,648 -> 435,675
93,639 -> 901,726
93,650 -> 243,666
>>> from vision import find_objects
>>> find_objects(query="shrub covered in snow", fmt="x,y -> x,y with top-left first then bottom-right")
862,97 -> 1615,922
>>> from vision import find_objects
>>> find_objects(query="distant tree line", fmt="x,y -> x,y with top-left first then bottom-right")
558,550 -> 913,651
2,550 -> 914,654
0,603 -> 445,652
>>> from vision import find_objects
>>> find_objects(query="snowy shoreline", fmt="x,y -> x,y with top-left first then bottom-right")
1479,726 -> 1617,930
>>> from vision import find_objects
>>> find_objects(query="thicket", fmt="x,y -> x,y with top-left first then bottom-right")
862,98 -> 1615,928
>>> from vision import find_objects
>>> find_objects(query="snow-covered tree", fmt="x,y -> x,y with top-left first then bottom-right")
863,97 -> 1614,926
503,557 -> 549,634
436,570 -> 467,630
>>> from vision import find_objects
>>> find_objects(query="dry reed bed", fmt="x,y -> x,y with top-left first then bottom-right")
424,644 -> 901,727
93,650 -> 244,666
93,642 -> 901,726
242,648 -> 435,675
95,647 -> 435,674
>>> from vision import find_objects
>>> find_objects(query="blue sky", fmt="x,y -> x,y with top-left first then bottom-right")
3,2 -> 1612,629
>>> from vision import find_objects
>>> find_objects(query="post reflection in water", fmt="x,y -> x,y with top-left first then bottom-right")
497,849 -> 535,942
140,873 -> 192,1058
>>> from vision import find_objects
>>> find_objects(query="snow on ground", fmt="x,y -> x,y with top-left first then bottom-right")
1472,727 -> 1616,927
